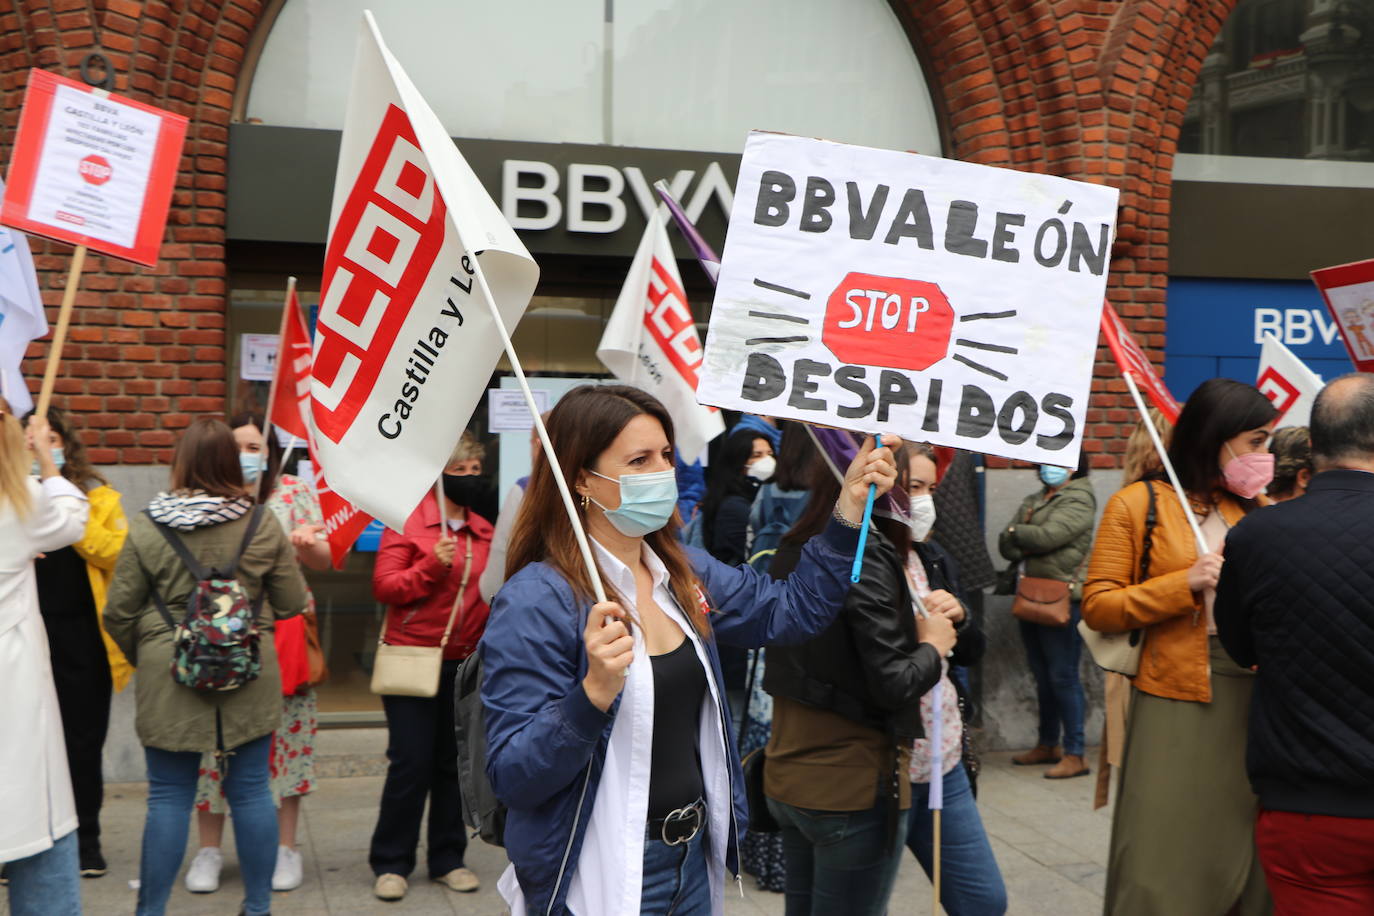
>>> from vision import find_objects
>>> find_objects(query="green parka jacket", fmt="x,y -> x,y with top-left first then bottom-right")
104,506 -> 308,753
998,476 -> 1097,592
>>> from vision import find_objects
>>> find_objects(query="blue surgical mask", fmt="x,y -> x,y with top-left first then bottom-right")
240,452 -> 266,483
1039,465 -> 1071,487
30,448 -> 65,475
589,469 -> 678,537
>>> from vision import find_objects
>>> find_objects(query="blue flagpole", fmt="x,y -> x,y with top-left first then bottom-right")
849,434 -> 881,584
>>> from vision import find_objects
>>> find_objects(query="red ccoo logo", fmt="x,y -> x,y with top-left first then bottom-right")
78,155 -> 112,185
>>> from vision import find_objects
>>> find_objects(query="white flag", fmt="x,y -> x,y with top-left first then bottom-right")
598,210 -> 723,462
1256,332 -> 1324,429
310,13 -> 539,530
0,177 -> 47,414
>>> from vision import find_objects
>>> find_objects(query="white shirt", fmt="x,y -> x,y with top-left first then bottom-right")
498,537 -> 734,916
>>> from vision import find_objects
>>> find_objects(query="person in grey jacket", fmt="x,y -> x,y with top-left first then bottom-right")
998,454 -> 1096,779
104,418 -> 307,916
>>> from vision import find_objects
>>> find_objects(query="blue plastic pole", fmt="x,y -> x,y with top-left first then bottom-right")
849,435 -> 881,584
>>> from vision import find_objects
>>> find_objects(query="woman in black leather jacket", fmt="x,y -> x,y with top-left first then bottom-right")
762,444 -> 957,916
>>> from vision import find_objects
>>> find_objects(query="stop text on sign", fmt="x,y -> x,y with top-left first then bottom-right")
824,273 -> 954,372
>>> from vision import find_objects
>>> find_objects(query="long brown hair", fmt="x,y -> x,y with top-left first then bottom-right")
170,418 -> 246,498
784,440 -> 913,566
0,413 -> 31,518
504,384 -> 710,637
38,406 -> 107,493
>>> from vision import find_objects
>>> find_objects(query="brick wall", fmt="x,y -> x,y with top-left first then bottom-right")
1,0 -> 1233,465
0,0 -> 259,463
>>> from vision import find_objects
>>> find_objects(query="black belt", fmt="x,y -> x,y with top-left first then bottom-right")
646,798 -> 705,846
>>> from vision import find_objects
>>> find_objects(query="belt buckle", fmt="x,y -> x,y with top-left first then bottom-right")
660,801 -> 703,846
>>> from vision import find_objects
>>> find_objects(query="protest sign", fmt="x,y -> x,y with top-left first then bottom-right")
1101,302 -> 1181,423
0,69 -> 186,267
598,209 -> 724,461
1256,332 -> 1324,428
697,132 -> 1118,466
1310,258 -> 1374,373
311,15 -> 539,531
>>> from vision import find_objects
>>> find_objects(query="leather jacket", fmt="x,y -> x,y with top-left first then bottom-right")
765,528 -> 967,741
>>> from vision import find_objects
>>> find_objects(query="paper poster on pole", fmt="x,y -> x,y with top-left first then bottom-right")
310,15 -> 539,531
0,69 -> 187,267
1310,258 -> 1374,373
697,132 -> 1118,466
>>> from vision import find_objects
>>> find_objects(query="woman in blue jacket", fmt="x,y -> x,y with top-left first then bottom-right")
480,385 -> 899,916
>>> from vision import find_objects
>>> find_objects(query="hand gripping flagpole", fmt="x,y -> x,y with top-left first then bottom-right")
468,258 -> 608,605
850,435 -> 881,583
1121,372 -> 1208,555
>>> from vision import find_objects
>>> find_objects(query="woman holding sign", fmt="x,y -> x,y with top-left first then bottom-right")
480,384 -> 899,916
1083,378 -> 1276,915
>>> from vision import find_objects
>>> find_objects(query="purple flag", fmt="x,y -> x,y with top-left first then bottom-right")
928,675 -> 945,810
654,180 -> 720,285
805,426 -> 910,526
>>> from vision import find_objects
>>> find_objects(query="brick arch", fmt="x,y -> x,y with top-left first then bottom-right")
893,0 -> 1238,464
1,0 -> 270,463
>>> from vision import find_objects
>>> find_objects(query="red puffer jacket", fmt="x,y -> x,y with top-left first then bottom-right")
372,491 -> 493,661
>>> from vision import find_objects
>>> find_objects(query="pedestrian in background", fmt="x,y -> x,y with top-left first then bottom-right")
902,443 -> 1006,916
1266,425 -> 1312,502
368,431 -> 492,902
1216,374 -> 1374,915
999,453 -> 1095,779
26,407 -> 130,879
185,412 -> 329,895
103,418 -> 308,916
764,443 -> 954,916
1084,378 -> 1276,915
0,413 -> 90,916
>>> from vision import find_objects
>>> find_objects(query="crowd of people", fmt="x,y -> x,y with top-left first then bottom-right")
2,372 -> 1373,916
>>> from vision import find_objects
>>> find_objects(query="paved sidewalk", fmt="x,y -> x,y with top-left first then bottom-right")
8,751 -> 1111,915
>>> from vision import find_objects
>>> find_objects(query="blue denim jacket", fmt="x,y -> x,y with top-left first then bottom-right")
480,519 -> 860,915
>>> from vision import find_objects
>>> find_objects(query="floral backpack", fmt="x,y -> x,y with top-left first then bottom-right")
146,507 -> 265,692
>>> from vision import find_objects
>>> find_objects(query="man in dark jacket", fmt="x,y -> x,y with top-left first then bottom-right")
1215,372 -> 1374,915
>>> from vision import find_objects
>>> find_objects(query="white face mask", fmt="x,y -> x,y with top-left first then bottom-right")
746,455 -> 776,482
908,493 -> 937,542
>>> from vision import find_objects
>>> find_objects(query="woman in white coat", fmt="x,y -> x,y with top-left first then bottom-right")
0,412 -> 90,916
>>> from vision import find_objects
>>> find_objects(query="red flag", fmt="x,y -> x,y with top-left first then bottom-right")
268,287 -> 312,442
1100,302 -> 1181,423
1310,258 -> 1374,373
311,447 -> 374,569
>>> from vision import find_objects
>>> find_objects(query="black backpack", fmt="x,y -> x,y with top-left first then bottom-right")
453,652 -> 507,846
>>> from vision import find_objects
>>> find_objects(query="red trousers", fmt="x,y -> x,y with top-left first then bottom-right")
1256,808 -> 1374,915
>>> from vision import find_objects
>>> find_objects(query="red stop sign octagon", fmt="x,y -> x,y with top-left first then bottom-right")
78,154 -> 112,185
823,273 -> 955,371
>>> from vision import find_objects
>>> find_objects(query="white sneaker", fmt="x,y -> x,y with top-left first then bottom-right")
272,845 -> 303,892
184,846 -> 222,893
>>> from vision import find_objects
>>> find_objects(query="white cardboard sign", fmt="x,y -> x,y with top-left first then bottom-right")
698,132 -> 1119,465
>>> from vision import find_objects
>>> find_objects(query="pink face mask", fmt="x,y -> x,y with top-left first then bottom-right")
1222,445 -> 1274,499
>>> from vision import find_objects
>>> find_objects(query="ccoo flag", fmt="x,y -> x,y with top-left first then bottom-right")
312,13 -> 539,530
1100,302 -> 1180,424
1256,332 -> 1324,429
597,210 -> 723,462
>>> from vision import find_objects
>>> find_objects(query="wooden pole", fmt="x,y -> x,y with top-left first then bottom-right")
933,809 -> 943,914
34,244 -> 87,420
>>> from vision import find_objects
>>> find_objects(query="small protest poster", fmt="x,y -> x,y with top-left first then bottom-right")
240,333 -> 279,381
488,387 -> 549,432
1310,258 -> 1374,373
697,132 -> 1119,465
0,69 -> 187,267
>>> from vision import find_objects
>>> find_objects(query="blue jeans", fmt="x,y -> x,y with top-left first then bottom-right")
767,797 -> 908,916
138,734 -> 276,916
640,824 -> 711,915
5,829 -> 81,916
907,764 -> 1008,915
1018,601 -> 1085,756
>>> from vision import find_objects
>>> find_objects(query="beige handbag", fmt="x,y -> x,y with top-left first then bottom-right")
371,534 -> 473,698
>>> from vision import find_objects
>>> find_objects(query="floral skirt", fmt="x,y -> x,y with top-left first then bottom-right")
194,690 -> 318,814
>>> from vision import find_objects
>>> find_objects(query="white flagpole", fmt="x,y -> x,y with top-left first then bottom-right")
257,276 -> 297,503
468,260 -> 608,604
1122,372 -> 1208,554
274,434 -> 298,484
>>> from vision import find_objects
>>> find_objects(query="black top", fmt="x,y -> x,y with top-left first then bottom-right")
35,545 -> 97,619
1214,469 -> 1374,818
647,637 -> 707,819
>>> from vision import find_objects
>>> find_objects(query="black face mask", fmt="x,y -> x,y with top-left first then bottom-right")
441,473 -> 488,508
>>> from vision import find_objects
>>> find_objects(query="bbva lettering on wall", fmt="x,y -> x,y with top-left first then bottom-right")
697,131 -> 1119,465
